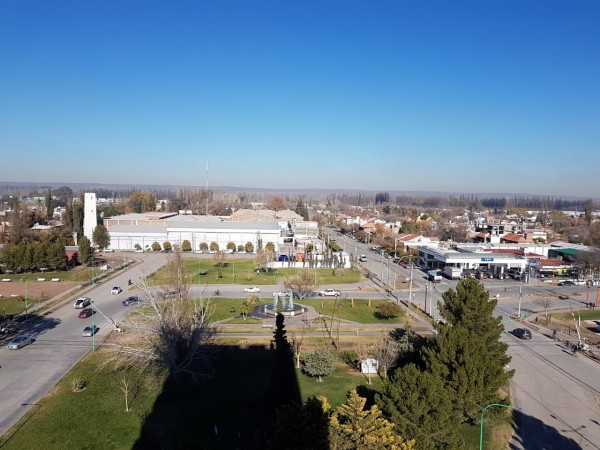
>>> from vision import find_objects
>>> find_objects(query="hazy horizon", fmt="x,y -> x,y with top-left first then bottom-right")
1,2 -> 599,196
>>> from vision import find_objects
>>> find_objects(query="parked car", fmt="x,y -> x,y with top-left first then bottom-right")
7,335 -> 32,350
319,288 -> 341,297
243,286 -> 260,294
558,295 -> 570,300
122,296 -> 140,306
82,325 -> 98,337
558,280 -> 574,286
78,308 -> 95,318
74,297 -> 92,309
512,328 -> 532,340
111,286 -> 122,295
104,248 -> 114,253
134,248 -> 144,253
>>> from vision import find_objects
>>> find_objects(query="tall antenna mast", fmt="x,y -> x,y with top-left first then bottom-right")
205,160 -> 209,215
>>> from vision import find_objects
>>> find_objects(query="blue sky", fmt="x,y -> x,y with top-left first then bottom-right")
1,1 -> 599,196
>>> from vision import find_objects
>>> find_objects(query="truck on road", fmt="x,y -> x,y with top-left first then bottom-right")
427,269 -> 442,283
442,266 -> 462,280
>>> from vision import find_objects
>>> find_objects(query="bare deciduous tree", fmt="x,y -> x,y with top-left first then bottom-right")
107,250 -> 217,383
254,249 -> 274,272
121,376 -> 132,412
289,324 -> 308,369
373,335 -> 402,379
283,269 -> 320,299
535,297 -> 553,321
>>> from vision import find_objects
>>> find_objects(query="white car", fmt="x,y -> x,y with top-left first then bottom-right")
74,297 -> 92,309
273,290 -> 293,297
243,286 -> 260,294
319,288 -> 341,297
104,248 -> 114,253
134,248 -> 144,253
111,286 -> 122,295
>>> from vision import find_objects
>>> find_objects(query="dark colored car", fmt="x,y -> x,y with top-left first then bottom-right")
558,280 -> 574,286
512,328 -> 532,340
78,308 -> 95,318
122,296 -> 140,306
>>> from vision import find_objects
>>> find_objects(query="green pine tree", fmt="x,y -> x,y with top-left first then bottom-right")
377,364 -> 464,450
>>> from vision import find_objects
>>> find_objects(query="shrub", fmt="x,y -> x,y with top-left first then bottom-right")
71,378 -> 87,392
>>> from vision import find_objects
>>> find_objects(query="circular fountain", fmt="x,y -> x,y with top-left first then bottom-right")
263,291 -> 305,317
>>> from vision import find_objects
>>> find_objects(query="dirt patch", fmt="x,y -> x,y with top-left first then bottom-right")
0,280 -> 76,301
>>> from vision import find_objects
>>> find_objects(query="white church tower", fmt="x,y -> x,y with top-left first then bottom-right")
83,193 -> 97,242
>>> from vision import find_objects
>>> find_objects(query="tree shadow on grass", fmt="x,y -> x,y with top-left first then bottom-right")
133,344 -> 302,450
510,409 -> 584,450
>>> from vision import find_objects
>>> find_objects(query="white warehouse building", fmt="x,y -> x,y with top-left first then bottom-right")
104,213 -> 281,252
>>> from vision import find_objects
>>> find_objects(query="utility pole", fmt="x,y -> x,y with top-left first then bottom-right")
518,285 -> 522,321
408,261 -> 414,305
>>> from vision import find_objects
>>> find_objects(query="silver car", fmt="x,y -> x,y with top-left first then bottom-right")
7,335 -> 32,350
82,326 -> 98,337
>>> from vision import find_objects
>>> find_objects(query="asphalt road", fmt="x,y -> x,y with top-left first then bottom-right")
0,253 -> 167,437
504,320 -> 600,449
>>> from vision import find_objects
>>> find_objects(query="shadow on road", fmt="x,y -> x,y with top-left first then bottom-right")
510,409 -> 584,450
0,313 -> 61,343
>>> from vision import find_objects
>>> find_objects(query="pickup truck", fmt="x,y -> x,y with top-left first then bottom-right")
319,288 -> 341,297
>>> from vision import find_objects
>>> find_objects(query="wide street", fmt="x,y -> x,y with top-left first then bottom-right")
0,253 -> 167,437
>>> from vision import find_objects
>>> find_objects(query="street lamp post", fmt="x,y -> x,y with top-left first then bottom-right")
480,403 -> 513,450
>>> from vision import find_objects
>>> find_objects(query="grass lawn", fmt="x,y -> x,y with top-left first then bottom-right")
0,340 -> 513,450
300,297 -> 408,324
201,297 -> 408,325
459,411 -> 514,450
148,258 -> 362,286
297,364 -> 382,407
555,310 -> 600,321
0,351 -> 164,450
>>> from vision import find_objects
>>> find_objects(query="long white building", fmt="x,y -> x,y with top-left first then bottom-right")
103,213 -> 281,252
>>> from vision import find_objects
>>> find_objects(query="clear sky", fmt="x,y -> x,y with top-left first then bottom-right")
1,1 -> 599,197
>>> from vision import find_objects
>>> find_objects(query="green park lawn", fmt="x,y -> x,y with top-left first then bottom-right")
300,297 -> 408,324
555,309 -> 600,321
0,344 -> 381,449
203,297 -> 407,325
148,258 -> 361,286
0,345 -> 507,449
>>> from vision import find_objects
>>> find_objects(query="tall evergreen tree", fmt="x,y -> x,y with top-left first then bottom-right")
92,224 -> 111,250
377,364 -> 463,450
45,189 -> 53,219
78,236 -> 93,264
422,278 -> 513,423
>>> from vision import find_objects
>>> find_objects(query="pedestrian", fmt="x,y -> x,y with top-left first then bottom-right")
552,329 -> 557,340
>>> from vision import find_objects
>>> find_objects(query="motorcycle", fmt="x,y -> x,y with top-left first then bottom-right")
214,290 -> 221,296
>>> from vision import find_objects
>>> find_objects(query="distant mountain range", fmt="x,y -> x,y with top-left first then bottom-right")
0,181 -> 593,200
